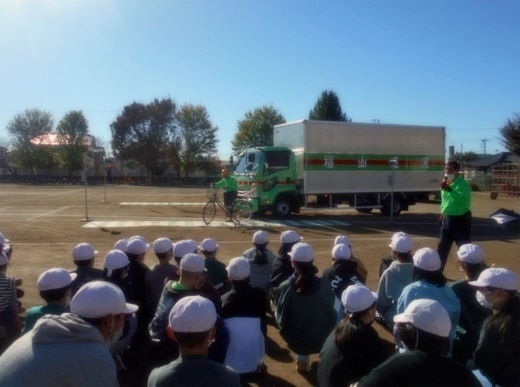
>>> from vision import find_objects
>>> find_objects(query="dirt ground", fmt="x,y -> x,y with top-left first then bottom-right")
1,183 -> 519,386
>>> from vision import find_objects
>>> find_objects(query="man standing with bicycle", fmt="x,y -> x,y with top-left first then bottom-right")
214,169 -> 238,222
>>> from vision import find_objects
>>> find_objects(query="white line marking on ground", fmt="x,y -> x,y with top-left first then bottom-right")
120,202 -> 205,206
26,206 -> 71,222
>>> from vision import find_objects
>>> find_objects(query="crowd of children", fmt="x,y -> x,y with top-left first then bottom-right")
0,229 -> 518,386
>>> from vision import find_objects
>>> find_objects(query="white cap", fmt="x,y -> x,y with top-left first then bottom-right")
0,232 -> 9,244
72,243 -> 98,261
71,281 -> 138,318
127,238 -> 150,255
457,244 -> 484,264
289,242 -> 314,263
389,233 -> 413,253
468,268 -> 519,291
341,284 -> 377,314
334,235 -> 350,246
413,247 -> 441,272
187,239 -> 198,253
394,299 -> 451,337
0,252 -> 8,265
104,250 -> 129,276
168,295 -> 216,333
113,239 -> 129,253
174,240 -> 196,258
153,238 -> 174,254
180,253 -> 205,273
280,230 -> 302,244
226,257 -> 250,281
199,238 -> 218,252
37,268 -> 77,291
252,230 -> 269,245
129,235 -> 147,243
332,243 -> 352,260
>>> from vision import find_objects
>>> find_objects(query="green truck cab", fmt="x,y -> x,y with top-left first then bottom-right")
234,147 -> 300,217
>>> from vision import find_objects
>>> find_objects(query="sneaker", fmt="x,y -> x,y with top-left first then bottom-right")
296,359 -> 311,373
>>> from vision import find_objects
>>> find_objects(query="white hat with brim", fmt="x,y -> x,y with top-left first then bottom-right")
457,244 -> 484,264
169,295 -> 216,333
37,268 -> 77,291
154,238 -> 174,254
413,247 -> 441,271
468,268 -> 519,291
332,243 -> 352,260
394,299 -> 451,338
253,230 -> 269,245
0,232 -> 9,245
280,230 -> 302,244
71,281 -> 138,318
72,243 -> 98,261
341,284 -> 377,314
127,238 -> 150,255
226,257 -> 250,281
334,235 -> 350,246
199,238 -> 218,252
174,240 -> 196,258
113,239 -> 129,253
289,242 -> 314,263
389,234 -> 413,253
180,253 -> 205,273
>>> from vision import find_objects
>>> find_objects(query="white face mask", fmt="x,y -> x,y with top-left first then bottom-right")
446,174 -> 455,181
476,290 -> 495,309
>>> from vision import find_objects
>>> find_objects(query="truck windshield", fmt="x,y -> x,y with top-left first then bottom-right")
235,150 -> 263,174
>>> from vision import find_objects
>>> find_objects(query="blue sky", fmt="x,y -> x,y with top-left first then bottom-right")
1,0 -> 518,159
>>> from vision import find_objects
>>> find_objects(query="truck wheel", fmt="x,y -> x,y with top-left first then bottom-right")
381,199 -> 402,216
273,198 -> 292,217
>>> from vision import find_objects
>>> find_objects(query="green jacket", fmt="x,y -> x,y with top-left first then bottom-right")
441,175 -> 471,216
214,176 -> 237,193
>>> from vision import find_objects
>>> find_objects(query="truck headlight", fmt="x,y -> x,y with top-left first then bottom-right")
250,182 -> 258,198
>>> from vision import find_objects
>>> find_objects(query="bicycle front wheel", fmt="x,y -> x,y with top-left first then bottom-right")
203,201 -> 217,225
231,200 -> 252,224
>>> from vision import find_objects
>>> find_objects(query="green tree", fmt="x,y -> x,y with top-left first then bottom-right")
499,113 -> 520,156
309,90 -> 350,122
176,104 -> 219,177
110,98 -> 177,180
56,111 -> 90,179
232,105 -> 285,155
6,109 -> 54,177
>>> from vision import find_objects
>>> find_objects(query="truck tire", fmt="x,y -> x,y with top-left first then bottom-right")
273,198 -> 292,217
381,198 -> 402,216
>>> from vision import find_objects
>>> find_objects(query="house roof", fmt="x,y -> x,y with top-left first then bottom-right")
466,152 -> 519,168
31,133 -> 94,146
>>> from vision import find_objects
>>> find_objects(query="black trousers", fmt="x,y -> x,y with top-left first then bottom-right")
223,191 -> 238,207
437,211 -> 472,271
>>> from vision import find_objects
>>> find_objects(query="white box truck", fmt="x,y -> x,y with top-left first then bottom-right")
233,120 -> 445,216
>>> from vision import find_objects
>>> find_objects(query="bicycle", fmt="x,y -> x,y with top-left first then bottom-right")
203,188 -> 253,225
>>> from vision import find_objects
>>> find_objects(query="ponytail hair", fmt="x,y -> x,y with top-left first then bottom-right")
292,261 -> 318,293
253,243 -> 269,265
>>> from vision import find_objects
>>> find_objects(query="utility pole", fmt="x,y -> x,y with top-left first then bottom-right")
481,139 -> 491,155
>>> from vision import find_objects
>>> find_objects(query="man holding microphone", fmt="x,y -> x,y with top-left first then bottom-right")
438,161 -> 472,272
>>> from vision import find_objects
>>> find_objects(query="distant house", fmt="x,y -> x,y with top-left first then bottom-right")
30,133 -> 105,177
464,152 -> 519,196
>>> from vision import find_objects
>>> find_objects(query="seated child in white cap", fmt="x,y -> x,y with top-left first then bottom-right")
357,299 -> 480,386
376,232 -> 414,329
318,284 -> 391,387
200,238 -> 230,295
0,281 -> 138,387
273,242 -> 336,373
148,296 -> 240,387
449,243 -> 491,363
396,248 -> 461,349
69,242 -> 103,296
24,268 -> 77,333
270,230 -> 300,294
469,268 -> 520,386
242,230 -> 276,297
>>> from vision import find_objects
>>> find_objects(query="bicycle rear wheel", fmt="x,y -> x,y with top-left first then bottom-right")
231,200 -> 252,224
203,201 -> 217,225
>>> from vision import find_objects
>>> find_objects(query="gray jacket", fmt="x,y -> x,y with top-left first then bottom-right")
0,313 -> 118,387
